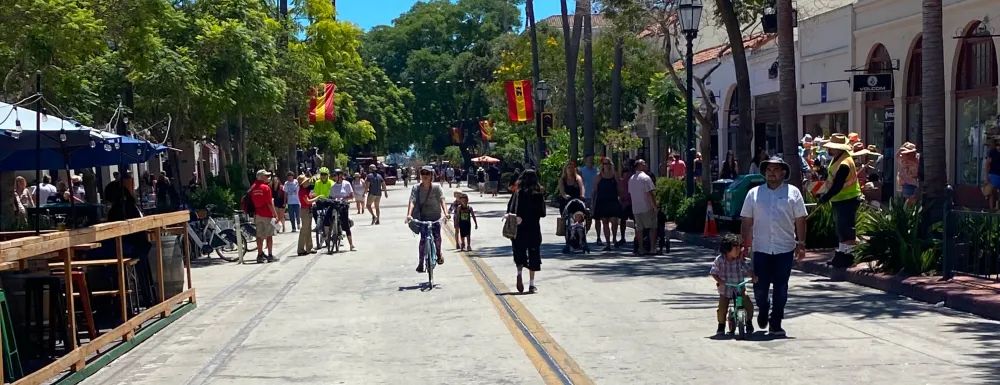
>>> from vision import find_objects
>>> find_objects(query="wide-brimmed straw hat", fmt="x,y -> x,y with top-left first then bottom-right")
898,142 -> 918,155
823,133 -> 854,152
759,156 -> 791,180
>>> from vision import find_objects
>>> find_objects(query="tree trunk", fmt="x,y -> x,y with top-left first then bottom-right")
611,36 -> 623,131
216,120 -> 232,186
560,0 -> 584,160
716,0 -> 754,173
582,8 -> 596,158
921,0 -> 945,200
777,0 -> 801,187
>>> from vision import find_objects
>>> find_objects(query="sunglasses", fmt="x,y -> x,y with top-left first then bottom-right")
420,171 -> 432,175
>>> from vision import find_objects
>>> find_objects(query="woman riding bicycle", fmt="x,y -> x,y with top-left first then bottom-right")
405,165 -> 450,273
327,169 -> 357,251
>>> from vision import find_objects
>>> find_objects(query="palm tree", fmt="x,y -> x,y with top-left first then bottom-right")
921,0 -> 945,200
611,36 -> 624,131
583,2 -> 596,157
560,0 -> 584,160
777,0 -> 801,186
715,0 -> 754,173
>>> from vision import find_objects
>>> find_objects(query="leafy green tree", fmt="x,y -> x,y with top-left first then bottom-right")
443,145 -> 464,166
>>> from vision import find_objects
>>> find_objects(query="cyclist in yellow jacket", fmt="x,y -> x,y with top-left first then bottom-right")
818,133 -> 863,268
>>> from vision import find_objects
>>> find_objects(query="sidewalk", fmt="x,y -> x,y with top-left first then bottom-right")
667,224 -> 1000,322
446,186 -> 1000,384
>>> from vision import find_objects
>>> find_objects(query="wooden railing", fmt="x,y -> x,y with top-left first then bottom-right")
0,211 -> 196,385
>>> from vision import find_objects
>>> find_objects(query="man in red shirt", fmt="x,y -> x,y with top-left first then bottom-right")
668,154 -> 687,179
251,169 -> 279,263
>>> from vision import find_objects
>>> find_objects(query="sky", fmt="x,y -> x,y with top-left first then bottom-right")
337,0 -> 566,31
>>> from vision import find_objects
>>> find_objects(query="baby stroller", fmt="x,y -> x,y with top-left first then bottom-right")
561,198 -> 590,254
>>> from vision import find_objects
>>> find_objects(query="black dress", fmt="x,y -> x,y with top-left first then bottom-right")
507,189 -> 546,271
560,177 -> 583,213
593,175 -> 622,219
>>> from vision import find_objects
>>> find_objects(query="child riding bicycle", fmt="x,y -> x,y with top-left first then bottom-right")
710,234 -> 757,336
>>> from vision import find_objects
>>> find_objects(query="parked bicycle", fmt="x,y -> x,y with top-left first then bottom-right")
187,205 -> 255,262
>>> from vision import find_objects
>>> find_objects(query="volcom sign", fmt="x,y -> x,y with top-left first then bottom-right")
852,73 -> 893,93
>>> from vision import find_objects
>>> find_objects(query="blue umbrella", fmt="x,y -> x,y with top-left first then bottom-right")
0,136 -> 167,171
0,102 -> 117,150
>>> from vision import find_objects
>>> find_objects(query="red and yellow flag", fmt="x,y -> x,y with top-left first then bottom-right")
505,80 -> 534,122
479,120 -> 495,141
308,83 -> 336,123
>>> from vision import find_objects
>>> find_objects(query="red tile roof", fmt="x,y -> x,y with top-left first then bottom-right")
672,34 -> 777,71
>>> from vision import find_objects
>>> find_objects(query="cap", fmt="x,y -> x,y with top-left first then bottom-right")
801,134 -> 813,144
256,169 -> 272,179
421,165 -> 435,172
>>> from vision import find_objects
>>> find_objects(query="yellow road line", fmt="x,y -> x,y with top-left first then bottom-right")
442,225 -> 595,385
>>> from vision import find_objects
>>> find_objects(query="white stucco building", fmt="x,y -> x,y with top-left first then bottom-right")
847,0 -> 999,206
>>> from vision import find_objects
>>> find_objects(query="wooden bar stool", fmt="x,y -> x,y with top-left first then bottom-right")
23,276 -> 67,358
49,269 -> 99,342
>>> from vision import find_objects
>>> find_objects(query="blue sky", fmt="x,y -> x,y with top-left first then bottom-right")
338,0 -> 566,31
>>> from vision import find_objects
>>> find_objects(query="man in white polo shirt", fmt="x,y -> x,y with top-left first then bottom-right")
740,156 -> 807,337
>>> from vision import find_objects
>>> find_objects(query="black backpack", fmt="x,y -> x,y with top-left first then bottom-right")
242,186 -> 257,217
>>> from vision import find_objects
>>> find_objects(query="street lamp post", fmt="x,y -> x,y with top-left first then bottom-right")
678,0 -> 703,197
535,80 -> 550,165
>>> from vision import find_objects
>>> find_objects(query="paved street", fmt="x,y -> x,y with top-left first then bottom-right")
81,184 -> 1000,385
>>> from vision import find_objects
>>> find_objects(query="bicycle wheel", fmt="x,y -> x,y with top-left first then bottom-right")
216,229 -> 242,262
241,227 -> 258,252
736,308 -> 748,340
426,236 -> 435,288
332,221 -> 340,253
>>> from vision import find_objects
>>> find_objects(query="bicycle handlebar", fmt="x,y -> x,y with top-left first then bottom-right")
724,278 -> 754,288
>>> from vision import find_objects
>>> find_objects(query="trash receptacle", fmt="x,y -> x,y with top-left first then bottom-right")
148,235 -> 185,300
711,179 -> 734,203
722,174 -> 766,218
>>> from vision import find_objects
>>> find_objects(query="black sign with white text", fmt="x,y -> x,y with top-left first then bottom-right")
853,73 -> 894,93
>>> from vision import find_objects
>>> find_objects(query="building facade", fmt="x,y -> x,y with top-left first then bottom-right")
847,0 -> 999,206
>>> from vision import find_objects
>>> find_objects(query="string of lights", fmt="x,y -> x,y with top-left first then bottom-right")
412,115 -> 492,126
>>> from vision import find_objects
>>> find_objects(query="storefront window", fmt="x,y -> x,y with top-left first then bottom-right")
804,113 -> 849,138
906,37 -> 923,143
865,107 -> 886,150
954,20 -> 998,187
906,104 -> 921,142
865,44 -> 893,151
765,123 -> 782,156
956,97 -> 998,185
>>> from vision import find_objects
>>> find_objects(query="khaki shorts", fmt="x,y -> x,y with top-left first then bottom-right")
633,210 -> 657,231
366,194 -> 382,205
255,215 -> 276,238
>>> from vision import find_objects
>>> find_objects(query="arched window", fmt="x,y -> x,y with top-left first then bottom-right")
954,21 -> 998,187
726,91 -> 739,153
906,37 -> 922,142
865,44 -> 893,150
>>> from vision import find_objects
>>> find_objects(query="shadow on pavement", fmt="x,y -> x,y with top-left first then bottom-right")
943,320 -> 1000,381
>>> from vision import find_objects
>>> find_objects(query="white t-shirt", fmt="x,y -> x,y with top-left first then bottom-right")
31,183 -> 57,204
739,183 -> 808,255
283,181 -> 300,205
628,171 -> 656,214
330,181 -> 354,200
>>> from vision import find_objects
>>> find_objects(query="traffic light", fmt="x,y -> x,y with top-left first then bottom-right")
540,112 -> 554,138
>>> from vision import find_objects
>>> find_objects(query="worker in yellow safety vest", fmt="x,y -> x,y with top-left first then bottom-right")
818,133 -> 863,268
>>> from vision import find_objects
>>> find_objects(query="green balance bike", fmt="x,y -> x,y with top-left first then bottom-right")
725,278 -> 754,340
